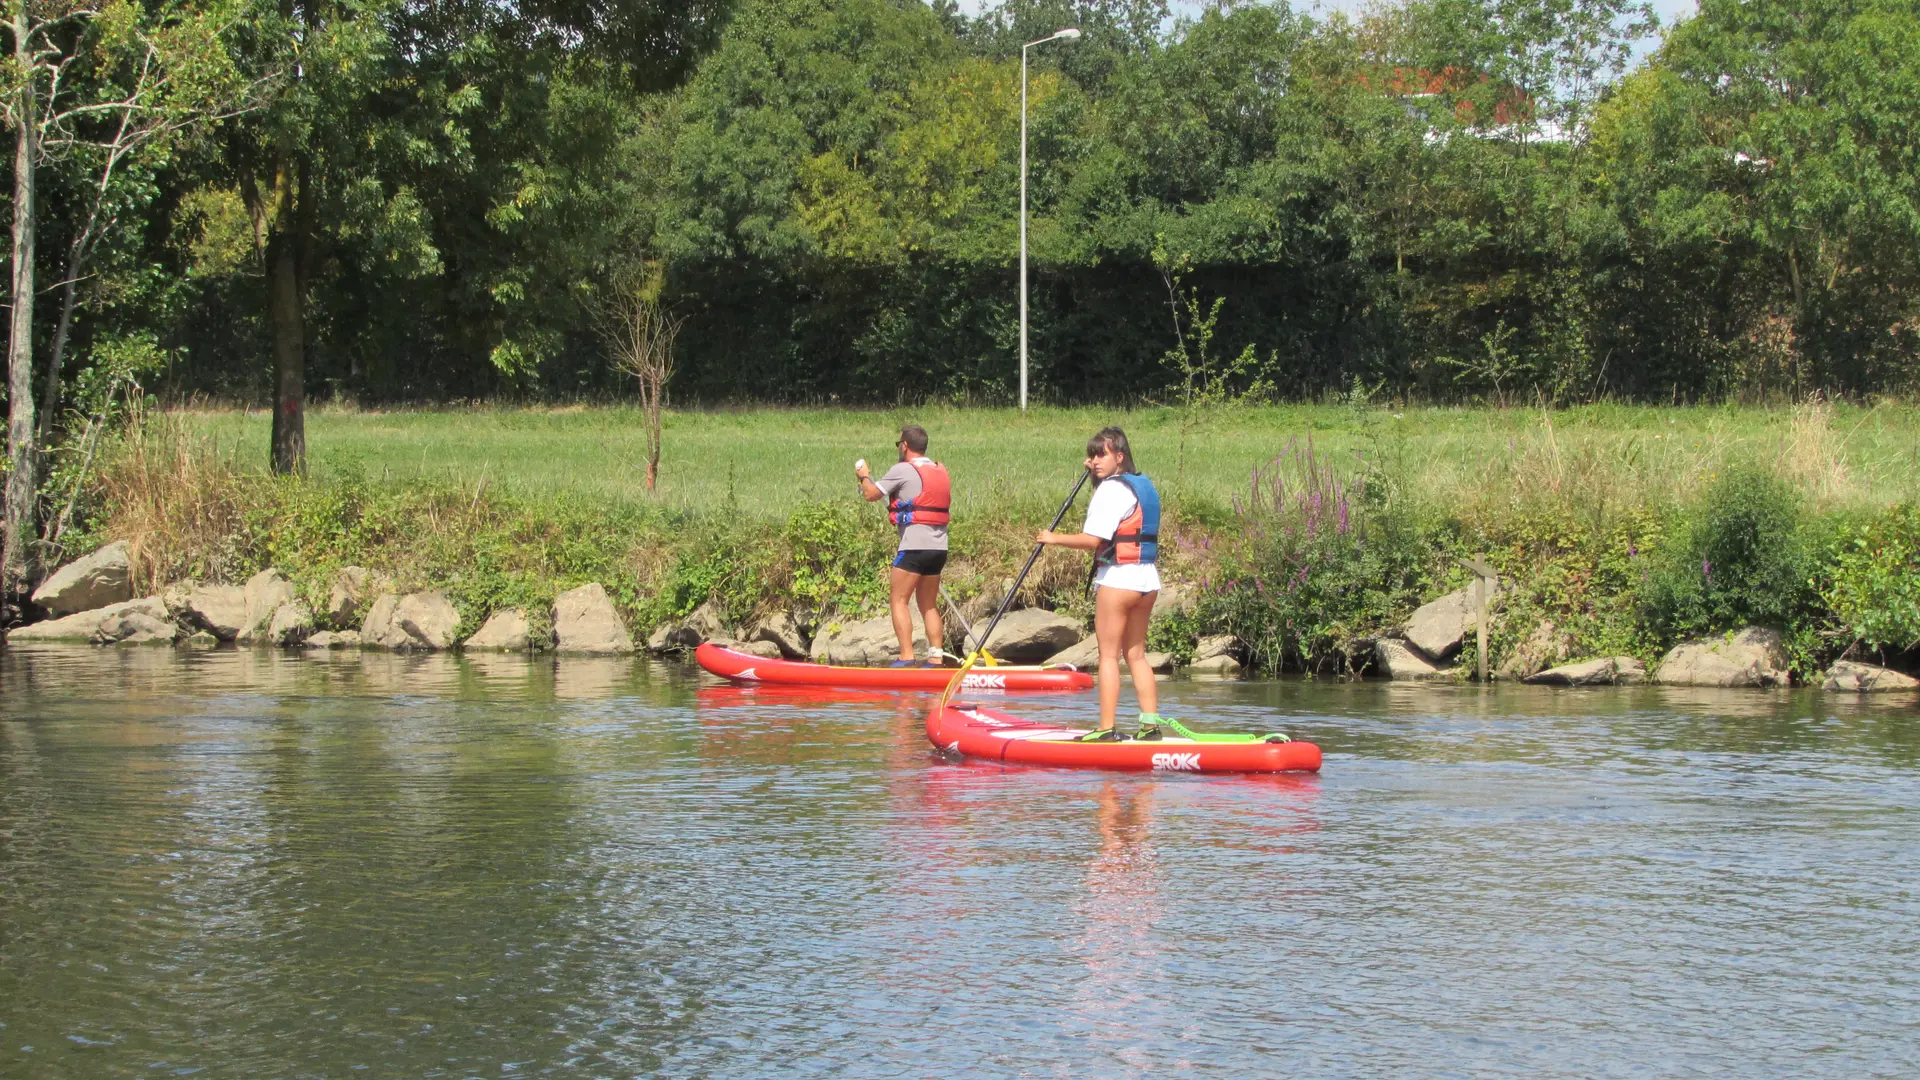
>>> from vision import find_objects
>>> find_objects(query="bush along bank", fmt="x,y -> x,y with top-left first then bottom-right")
5,423 -> 1919,693
1192,449 -> 1920,691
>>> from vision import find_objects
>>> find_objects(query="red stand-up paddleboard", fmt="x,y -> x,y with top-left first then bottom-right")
696,643 -> 1095,692
926,701 -> 1322,773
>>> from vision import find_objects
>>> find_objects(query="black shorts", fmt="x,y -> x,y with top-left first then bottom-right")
892,549 -> 948,576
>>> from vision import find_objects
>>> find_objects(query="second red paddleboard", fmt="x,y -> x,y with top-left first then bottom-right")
696,643 -> 1094,692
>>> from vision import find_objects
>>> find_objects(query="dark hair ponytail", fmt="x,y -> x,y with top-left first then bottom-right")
1086,426 -> 1138,474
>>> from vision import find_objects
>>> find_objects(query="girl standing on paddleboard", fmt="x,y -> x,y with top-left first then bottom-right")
1036,427 -> 1182,741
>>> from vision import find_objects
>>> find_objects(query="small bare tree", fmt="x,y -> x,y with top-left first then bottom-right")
594,265 -> 682,491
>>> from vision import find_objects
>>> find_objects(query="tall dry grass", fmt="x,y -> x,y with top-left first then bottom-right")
93,413 -> 250,594
1405,398 -> 1908,538
1778,393 -> 1859,508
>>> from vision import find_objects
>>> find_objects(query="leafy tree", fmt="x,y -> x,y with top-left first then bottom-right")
3,0 -> 256,599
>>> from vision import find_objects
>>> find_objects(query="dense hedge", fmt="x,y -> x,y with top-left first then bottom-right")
28,0 -> 1916,411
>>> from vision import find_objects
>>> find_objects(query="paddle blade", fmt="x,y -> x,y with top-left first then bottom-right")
940,650 -> 983,708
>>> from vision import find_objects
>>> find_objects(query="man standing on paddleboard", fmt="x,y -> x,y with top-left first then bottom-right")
855,425 -> 950,667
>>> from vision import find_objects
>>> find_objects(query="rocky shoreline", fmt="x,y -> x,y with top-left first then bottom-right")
1367,582 -> 1917,693
6,540 -> 1915,695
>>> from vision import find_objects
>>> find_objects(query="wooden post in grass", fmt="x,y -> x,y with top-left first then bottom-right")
1459,555 -> 1497,682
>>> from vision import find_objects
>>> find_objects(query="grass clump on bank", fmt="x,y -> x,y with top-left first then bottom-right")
61,401 -> 1920,679
82,414 -> 1079,642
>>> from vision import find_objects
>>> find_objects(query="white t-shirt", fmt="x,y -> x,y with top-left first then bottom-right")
1082,476 -> 1161,594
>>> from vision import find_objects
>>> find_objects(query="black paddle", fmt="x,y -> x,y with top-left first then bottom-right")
941,468 -> 1092,704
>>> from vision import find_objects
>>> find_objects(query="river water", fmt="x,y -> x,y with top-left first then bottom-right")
1,646 -> 1915,1078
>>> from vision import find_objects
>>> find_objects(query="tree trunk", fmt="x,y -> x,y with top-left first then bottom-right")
3,11 -> 39,599
268,230 -> 305,476
644,381 -> 661,491
38,243 -> 79,444
266,153 -> 305,476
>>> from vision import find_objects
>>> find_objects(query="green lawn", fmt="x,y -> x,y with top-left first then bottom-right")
181,401 -> 1920,519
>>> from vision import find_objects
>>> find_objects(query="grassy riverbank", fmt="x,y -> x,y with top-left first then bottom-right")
67,400 -> 1920,679
180,400 -> 1920,515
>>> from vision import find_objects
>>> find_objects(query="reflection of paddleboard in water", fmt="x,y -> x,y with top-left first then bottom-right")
696,684 -> 898,708
926,702 -> 1322,773
696,643 -> 1094,692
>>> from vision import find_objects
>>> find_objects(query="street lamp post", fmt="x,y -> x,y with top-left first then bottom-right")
1019,27 -> 1079,412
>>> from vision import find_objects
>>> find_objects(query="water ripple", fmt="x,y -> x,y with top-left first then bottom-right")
2,648 -> 1916,1077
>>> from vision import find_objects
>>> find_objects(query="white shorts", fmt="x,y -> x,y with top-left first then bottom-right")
1093,562 -> 1161,594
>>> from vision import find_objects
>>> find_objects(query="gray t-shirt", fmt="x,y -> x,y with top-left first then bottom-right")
876,459 -> 949,552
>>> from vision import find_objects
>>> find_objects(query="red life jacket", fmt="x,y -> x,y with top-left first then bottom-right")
888,459 -> 951,527
1095,473 -> 1160,566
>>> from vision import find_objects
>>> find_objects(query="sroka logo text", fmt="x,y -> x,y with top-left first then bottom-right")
1150,753 -> 1201,771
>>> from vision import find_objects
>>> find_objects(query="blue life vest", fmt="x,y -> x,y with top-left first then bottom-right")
1095,473 -> 1160,566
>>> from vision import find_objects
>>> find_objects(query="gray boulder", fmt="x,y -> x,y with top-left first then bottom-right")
1043,636 -> 1100,670
7,597 -> 172,644
360,594 -> 407,648
101,604 -> 179,645
1654,628 -> 1788,688
710,637 -> 782,659
1036,636 -> 1176,674
304,630 -> 363,649
395,592 -> 460,650
554,583 -> 634,654
359,591 -> 458,651
266,601 -> 316,647
179,630 -> 219,649
640,600 -> 728,654
1496,621 -> 1575,680
1187,634 -> 1243,676
161,581 -> 193,619
464,608 -> 532,651
11,607 -> 105,642
748,611 -> 810,659
1151,581 -> 1196,622
1524,656 -> 1648,687
236,569 -> 296,644
1374,638 -> 1453,680
978,608 -> 1085,663
326,567 -> 375,627
646,622 -> 700,653
811,614 -> 926,666
684,601 -> 727,643
32,540 -> 133,617
182,583 -> 248,640
959,581 -> 1014,624
1404,585 -> 1497,662
1821,661 -> 1920,693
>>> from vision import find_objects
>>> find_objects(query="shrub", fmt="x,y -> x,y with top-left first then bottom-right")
1146,603 -> 1201,662
1203,444 -> 1434,673
1821,504 -> 1920,656
781,502 -> 891,621
1638,466 -> 1813,644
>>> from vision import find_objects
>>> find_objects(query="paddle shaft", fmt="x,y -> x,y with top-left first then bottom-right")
938,584 -> 987,655
970,468 -> 1092,659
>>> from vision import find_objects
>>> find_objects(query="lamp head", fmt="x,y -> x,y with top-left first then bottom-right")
1056,27 -> 1082,40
